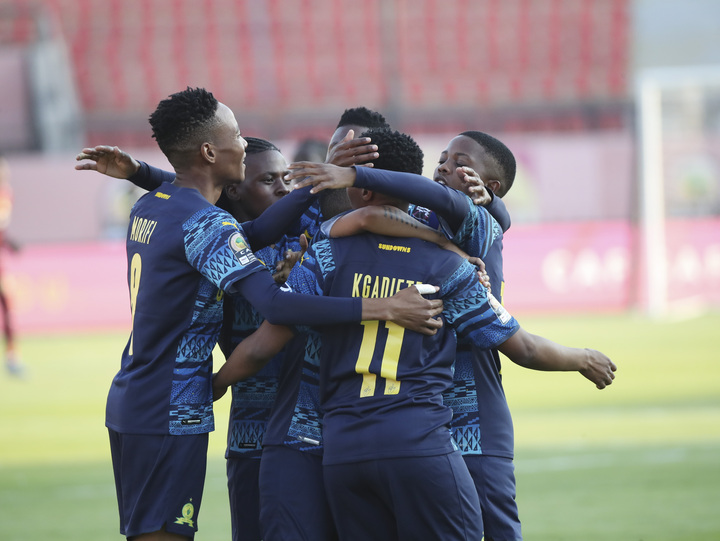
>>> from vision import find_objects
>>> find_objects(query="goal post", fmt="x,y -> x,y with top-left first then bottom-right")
635,65 -> 720,318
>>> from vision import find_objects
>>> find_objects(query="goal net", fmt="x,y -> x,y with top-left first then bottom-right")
635,65 -> 720,318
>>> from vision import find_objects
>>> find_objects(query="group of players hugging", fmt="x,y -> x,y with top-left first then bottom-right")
76,87 -> 616,541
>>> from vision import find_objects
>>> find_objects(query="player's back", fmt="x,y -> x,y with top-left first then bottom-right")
314,233 -> 477,465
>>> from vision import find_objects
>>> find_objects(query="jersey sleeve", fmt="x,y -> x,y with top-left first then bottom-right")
241,185 -> 318,250
449,201 -> 503,260
128,161 -> 175,192
484,192 -> 511,232
182,206 -> 266,292
354,167 -> 469,233
442,261 -> 519,349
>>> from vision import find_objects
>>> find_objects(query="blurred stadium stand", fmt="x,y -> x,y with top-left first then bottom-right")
0,0 -> 631,149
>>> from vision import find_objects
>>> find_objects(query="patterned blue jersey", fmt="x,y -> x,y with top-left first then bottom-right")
106,183 -> 265,436
220,236 -> 306,458
262,222 -> 328,457
262,329 -> 326,456
441,201 -> 516,458
291,232 -> 519,466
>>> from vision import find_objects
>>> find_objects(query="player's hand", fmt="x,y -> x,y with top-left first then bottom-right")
326,130 -> 379,167
477,268 -> 491,293
75,145 -> 141,179
579,348 -> 617,389
457,167 -> 492,206
212,374 -> 229,401
273,234 -> 308,283
386,285 -> 444,336
287,162 -> 357,194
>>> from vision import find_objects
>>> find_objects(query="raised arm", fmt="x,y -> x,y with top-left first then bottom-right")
497,327 -> 617,390
75,145 -> 173,191
241,184 -> 318,250
287,164 -> 471,233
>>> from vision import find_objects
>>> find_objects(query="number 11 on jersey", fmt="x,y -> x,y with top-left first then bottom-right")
354,321 -> 405,397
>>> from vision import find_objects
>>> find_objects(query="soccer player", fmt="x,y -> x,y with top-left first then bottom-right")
226,128 -> 616,540
435,131 -> 524,541
0,154 -> 22,377
93,87 -> 442,541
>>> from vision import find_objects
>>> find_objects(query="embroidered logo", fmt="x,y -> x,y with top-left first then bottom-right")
174,500 -> 195,528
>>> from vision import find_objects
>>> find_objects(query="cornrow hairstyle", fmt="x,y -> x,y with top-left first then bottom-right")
459,130 -> 517,197
244,136 -> 281,155
336,106 -> 389,130
149,87 -> 219,160
359,128 -> 424,176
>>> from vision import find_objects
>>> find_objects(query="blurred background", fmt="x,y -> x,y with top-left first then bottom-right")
1,0 -> 719,335
1,2 -> 720,540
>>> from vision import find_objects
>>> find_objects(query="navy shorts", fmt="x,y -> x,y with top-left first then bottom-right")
464,454 -> 522,541
108,429 -> 208,538
323,451 -> 483,541
259,445 -> 337,541
227,456 -> 262,541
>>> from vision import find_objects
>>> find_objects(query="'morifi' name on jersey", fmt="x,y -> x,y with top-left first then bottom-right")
129,216 -> 158,245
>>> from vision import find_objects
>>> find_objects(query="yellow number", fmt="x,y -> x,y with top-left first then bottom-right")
128,253 -> 142,356
354,321 -> 405,397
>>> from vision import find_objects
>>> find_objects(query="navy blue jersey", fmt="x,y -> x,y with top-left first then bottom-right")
291,233 -> 519,465
444,200 -> 515,458
219,237 -> 305,458
262,329 -> 325,455
285,198 -> 323,240
106,183 -> 265,436
410,198 -> 516,458
262,225 -> 330,456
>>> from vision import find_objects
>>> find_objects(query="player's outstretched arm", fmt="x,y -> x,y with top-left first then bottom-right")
497,328 -> 617,389
212,321 -> 295,400
75,145 -> 141,179
75,145 -> 172,191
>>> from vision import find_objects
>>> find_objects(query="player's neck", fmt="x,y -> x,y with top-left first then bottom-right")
173,172 -> 223,204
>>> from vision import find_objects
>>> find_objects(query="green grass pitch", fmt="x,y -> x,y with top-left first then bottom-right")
1,312 -> 719,540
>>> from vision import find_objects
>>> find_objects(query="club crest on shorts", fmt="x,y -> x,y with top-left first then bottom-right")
174,499 -> 195,528
228,232 -> 257,266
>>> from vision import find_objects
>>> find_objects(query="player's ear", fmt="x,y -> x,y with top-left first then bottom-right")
361,188 -> 373,201
201,142 -> 215,163
486,179 -> 501,195
225,182 -> 242,200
